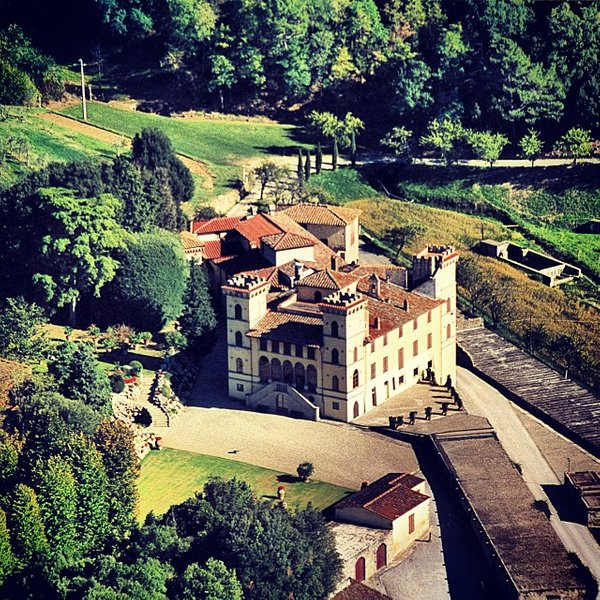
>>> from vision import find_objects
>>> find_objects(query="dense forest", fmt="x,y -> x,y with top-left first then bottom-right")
2,0 -> 599,144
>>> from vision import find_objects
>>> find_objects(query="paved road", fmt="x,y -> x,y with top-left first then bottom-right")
457,367 -> 600,596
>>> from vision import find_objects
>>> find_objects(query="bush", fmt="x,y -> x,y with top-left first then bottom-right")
0,59 -> 37,105
110,373 -> 125,394
296,462 -> 314,482
129,360 -> 143,376
164,330 -> 187,351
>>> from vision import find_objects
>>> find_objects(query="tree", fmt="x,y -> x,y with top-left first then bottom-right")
380,127 -> 413,163
177,559 -> 243,600
467,130 -> 509,167
48,342 -> 112,414
315,142 -> 323,174
253,161 -> 286,201
209,54 -> 236,111
343,113 -> 365,167
95,420 -> 140,540
35,455 -> 79,562
164,330 -> 188,352
0,508 -> 15,586
555,128 -> 592,166
107,232 -> 188,330
30,187 -> 124,327
519,129 -> 543,166
296,461 -> 314,482
421,118 -> 465,166
0,60 -> 37,105
0,297 -> 48,364
304,150 -> 311,181
308,111 -> 348,171
297,148 -> 304,184
179,260 -> 217,348
6,483 -> 48,568
383,224 -> 425,258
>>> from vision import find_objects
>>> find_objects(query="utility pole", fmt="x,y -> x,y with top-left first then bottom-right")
79,58 -> 87,121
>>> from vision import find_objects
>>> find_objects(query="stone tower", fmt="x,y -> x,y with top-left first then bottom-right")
222,274 -> 269,400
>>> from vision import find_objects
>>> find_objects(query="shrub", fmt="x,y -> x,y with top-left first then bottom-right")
129,360 -> 143,376
296,462 -> 314,482
110,373 -> 125,394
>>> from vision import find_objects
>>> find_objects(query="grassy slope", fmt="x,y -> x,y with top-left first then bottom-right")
0,109 -> 117,188
138,448 -> 350,518
60,102 -> 307,197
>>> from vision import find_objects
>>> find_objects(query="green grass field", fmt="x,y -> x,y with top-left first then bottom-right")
61,102 -> 308,197
0,109 -> 117,188
307,168 -> 382,202
137,448 -> 351,519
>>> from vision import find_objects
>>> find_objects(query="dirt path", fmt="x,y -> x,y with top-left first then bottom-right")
38,112 -> 215,188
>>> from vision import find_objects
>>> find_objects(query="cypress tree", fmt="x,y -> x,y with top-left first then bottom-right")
304,150 -> 311,181
351,131 -> 357,167
315,143 -> 322,174
297,148 -> 304,183
0,508 -> 15,586
332,138 -> 339,171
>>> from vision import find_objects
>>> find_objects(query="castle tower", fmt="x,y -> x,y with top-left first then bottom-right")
411,245 -> 459,385
320,291 -> 368,421
222,274 -> 269,400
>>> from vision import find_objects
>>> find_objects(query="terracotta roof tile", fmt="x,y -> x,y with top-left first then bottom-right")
247,311 -> 322,346
179,231 -> 204,250
214,249 -> 274,276
336,473 -> 428,521
236,214 -> 283,247
261,231 -> 314,251
201,240 -> 230,260
332,581 -> 392,600
193,216 -> 241,235
282,203 -> 361,227
298,268 -> 358,291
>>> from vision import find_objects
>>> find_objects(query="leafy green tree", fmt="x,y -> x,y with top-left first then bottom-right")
381,127 -> 413,163
0,508 -> 16,586
309,111 -> 348,171
92,0 -> 153,38
0,60 -> 37,105
177,559 -> 243,600
467,130 -> 509,167
94,420 -> 140,540
0,297 -> 48,364
519,129 -> 543,166
35,455 -> 79,562
296,461 -> 314,482
209,54 -> 236,111
0,436 -> 19,483
48,342 -> 112,414
165,330 -> 188,352
166,0 -> 217,54
343,113 -> 364,167
108,232 -> 188,330
64,433 -> 110,553
6,484 -> 48,568
421,118 -> 465,166
383,224 -> 425,258
555,128 -> 593,166
253,161 -> 286,201
179,260 -> 217,348
31,187 -> 124,327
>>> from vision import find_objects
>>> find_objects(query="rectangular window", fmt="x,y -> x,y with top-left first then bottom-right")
428,311 -> 432,323
408,513 -> 415,534
295,345 -> 303,358
413,340 -> 418,357
307,348 -> 316,360
371,363 -> 376,380
260,339 -> 268,351
371,341 -> 375,352
427,333 -> 432,350
413,318 -> 418,330
283,342 -> 291,355
413,367 -> 419,377
383,357 -> 388,373
332,401 -> 340,410
271,341 -> 279,353
236,384 -> 244,392
398,326 -> 403,338
383,334 -> 388,346
398,348 -> 404,369
392,378 -> 396,390
447,298 -> 452,312
398,375 -> 404,384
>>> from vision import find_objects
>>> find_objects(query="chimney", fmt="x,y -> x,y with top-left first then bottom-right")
373,316 -> 380,330
403,299 -> 409,312
360,481 -> 369,490
331,255 -> 338,271
294,260 -> 303,280
369,274 -> 380,298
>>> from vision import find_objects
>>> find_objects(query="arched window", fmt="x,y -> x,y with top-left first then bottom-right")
314,291 -> 322,302
331,321 -> 339,338
353,402 -> 360,419
234,304 -> 242,320
259,356 -> 269,382
271,358 -> 282,381
376,543 -> 387,569
294,363 -> 305,389
352,369 -> 359,389
332,375 -> 339,391
355,556 -> 365,582
236,358 -> 243,373
307,365 -> 318,392
283,360 -> 293,383
331,348 -> 339,365
353,347 -> 358,362
235,331 -> 243,347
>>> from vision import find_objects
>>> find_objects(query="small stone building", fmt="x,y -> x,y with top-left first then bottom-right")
564,471 -> 600,529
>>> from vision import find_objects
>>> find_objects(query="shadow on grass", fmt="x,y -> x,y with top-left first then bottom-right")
277,474 -> 300,484
99,348 -> 163,371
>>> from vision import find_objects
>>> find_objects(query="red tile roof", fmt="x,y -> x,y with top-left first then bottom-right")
247,311 -> 323,346
236,214 -> 283,247
193,216 -> 241,235
282,203 -> 361,227
336,473 -> 428,521
332,581 -> 392,600
202,240 -> 227,260
298,268 -> 358,291
261,231 -> 314,251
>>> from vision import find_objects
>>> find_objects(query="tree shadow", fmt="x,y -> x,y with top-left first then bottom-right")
277,474 -> 299,484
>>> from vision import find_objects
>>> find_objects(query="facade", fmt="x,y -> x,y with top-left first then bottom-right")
223,245 -> 458,422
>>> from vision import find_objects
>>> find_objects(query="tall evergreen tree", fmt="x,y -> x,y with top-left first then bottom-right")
297,148 -> 304,183
0,508 -> 16,586
304,150 -> 311,181
332,138 -> 339,171
315,143 -> 323,174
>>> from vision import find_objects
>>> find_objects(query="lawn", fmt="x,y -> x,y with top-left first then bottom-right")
60,102 -> 309,197
0,108 -> 117,188
137,448 -> 351,519
307,167 -> 382,203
